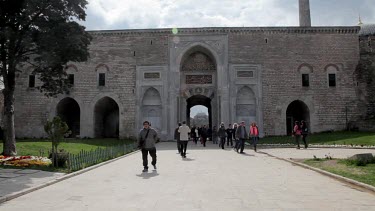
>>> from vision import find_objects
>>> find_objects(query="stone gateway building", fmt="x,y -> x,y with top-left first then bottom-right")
14,0 -> 373,140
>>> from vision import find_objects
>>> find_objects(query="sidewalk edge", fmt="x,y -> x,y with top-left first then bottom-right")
260,151 -> 375,194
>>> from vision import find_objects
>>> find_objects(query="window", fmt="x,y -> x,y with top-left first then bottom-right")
98,73 -> 105,86
68,74 -> 74,85
28,75 -> 35,88
302,74 -> 309,87
328,74 -> 336,87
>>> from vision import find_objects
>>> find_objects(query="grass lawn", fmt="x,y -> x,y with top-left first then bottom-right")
260,131 -> 375,146
0,138 -> 136,156
303,159 -> 375,187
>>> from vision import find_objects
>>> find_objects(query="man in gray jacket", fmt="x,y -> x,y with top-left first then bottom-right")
235,121 -> 248,153
138,121 -> 159,172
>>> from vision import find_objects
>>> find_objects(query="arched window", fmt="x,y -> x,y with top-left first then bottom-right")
298,64 -> 313,87
95,64 -> 109,87
325,65 -> 339,87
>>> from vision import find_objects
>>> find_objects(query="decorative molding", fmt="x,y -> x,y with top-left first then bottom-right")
88,27 -> 360,36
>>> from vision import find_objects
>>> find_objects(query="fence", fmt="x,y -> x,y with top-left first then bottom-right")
67,142 -> 137,171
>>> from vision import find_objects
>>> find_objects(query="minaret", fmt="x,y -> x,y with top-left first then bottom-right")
299,0 -> 311,27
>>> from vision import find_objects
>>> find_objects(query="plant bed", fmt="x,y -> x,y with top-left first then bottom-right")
0,155 -> 52,167
301,158 -> 375,187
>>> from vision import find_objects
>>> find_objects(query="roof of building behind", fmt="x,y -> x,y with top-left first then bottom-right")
359,24 -> 375,36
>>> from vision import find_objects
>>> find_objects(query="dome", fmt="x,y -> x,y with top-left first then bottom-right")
359,24 -> 375,36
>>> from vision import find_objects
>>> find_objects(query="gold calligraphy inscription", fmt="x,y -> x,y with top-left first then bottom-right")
186,75 -> 212,84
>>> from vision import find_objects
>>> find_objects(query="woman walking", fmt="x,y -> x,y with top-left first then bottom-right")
250,122 -> 259,152
293,121 -> 302,149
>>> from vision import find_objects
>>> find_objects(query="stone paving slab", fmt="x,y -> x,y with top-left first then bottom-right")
1,142 -> 374,211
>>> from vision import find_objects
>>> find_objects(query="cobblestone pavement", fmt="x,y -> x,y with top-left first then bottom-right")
1,142 -> 374,211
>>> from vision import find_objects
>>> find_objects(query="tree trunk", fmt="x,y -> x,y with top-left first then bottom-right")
3,88 -> 16,156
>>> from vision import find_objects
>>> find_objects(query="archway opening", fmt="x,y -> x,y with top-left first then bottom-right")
94,97 -> 119,138
56,97 -> 80,138
286,100 -> 310,135
190,105 -> 209,127
187,95 -> 212,128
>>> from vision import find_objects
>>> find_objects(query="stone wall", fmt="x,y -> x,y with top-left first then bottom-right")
228,28 -> 360,135
14,27 -> 362,138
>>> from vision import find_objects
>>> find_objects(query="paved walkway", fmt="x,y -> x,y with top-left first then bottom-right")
1,142 -> 375,211
0,169 -> 65,198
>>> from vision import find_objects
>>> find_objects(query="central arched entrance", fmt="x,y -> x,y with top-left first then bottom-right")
187,95 -> 212,128
179,45 -> 218,129
286,100 -> 310,135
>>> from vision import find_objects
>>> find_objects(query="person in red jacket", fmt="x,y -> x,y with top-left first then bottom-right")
293,121 -> 302,149
250,122 -> 259,152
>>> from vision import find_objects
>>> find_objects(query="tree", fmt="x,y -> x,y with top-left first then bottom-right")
0,0 -> 92,155
44,116 -> 69,167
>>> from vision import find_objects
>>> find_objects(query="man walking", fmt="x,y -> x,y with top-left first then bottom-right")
235,121 -> 248,153
138,121 -> 159,172
178,121 -> 191,158
226,123 -> 234,147
174,123 -> 182,153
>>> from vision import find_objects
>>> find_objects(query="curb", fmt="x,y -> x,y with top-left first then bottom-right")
253,144 -> 375,150
260,151 -> 375,194
0,149 -> 140,204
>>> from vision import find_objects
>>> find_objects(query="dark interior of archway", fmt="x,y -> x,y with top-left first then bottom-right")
57,98 -> 80,138
94,97 -> 119,138
187,95 -> 212,128
286,100 -> 310,135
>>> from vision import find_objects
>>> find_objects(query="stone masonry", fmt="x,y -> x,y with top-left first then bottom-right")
14,26 -> 362,140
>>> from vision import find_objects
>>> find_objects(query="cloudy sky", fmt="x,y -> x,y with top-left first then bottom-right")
83,0 -> 375,30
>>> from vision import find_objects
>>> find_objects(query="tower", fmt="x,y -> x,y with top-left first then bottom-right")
299,0 -> 311,27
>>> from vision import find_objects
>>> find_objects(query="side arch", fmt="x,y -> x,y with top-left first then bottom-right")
94,96 -> 119,138
56,97 -> 81,137
286,100 -> 310,135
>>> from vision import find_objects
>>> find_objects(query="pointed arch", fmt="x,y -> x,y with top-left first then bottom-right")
236,86 -> 256,124
142,87 -> 162,131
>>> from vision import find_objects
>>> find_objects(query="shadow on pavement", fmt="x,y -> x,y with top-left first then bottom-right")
136,170 -> 159,179
181,158 -> 195,161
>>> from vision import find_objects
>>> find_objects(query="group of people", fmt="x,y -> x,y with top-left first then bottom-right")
137,119 -> 308,172
174,121 -> 260,158
293,120 -> 309,149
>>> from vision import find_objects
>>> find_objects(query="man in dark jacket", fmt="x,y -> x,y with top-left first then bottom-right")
226,124 -> 234,147
138,121 -> 159,172
235,121 -> 248,153
174,123 -> 182,153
